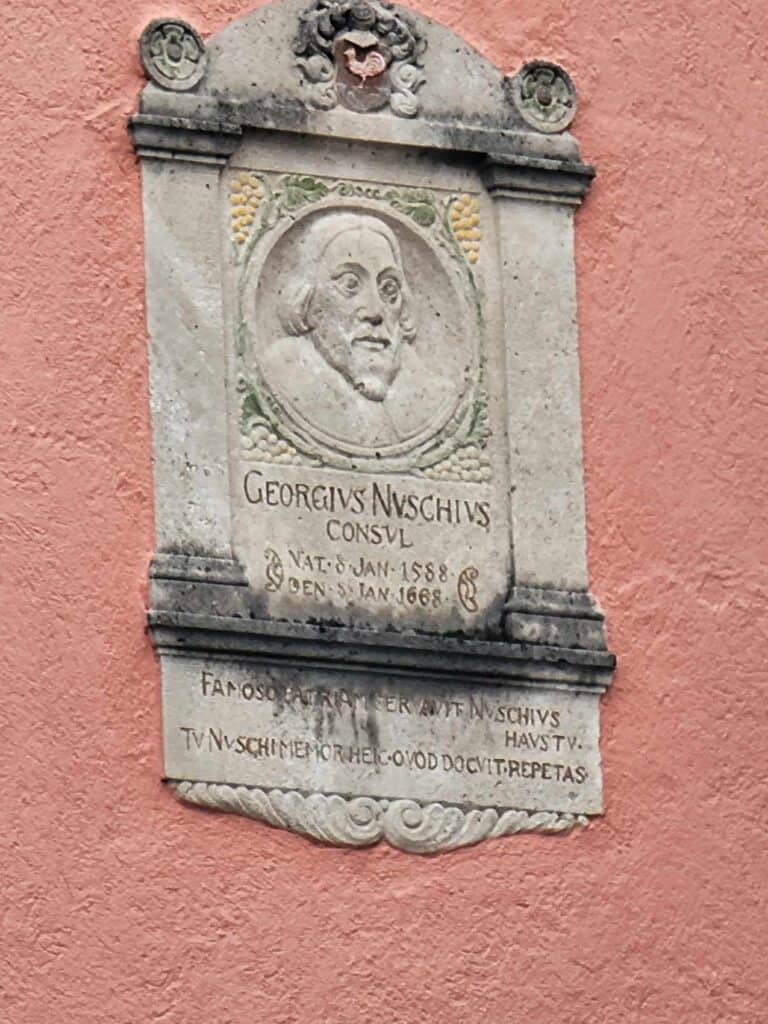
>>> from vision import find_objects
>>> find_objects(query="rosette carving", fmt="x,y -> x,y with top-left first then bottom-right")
170,782 -> 588,853
509,61 -> 577,134
139,19 -> 208,92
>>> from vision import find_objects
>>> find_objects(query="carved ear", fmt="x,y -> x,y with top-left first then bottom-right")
399,286 -> 417,344
278,281 -> 315,336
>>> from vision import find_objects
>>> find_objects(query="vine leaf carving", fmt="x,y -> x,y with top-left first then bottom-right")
388,192 -> 437,227
282,175 -> 331,211
240,381 -> 268,426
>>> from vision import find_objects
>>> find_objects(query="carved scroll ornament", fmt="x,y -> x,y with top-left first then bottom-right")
294,0 -> 427,116
171,781 -> 587,854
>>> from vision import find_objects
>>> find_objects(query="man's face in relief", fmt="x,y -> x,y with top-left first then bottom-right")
306,226 -> 406,402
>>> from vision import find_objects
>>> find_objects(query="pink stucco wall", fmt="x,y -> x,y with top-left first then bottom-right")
2,1 -> 766,1021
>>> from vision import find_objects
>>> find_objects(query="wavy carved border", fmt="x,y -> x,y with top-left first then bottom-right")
169,781 -> 588,854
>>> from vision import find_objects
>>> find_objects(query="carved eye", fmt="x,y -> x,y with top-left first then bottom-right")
336,272 -> 361,296
379,276 -> 401,304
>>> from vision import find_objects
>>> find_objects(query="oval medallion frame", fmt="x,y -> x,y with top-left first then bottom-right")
239,197 -> 482,474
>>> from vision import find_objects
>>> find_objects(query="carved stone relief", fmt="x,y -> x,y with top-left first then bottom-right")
508,61 -> 577,134
139,19 -> 208,92
294,0 -> 427,116
226,167 -> 506,636
161,655 -> 604,853
235,175 -> 485,476
172,783 -> 588,854
132,0 -> 615,853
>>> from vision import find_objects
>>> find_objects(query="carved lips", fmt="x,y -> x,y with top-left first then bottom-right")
354,333 -> 391,352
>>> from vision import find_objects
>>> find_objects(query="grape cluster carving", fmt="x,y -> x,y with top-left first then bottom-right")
450,194 -> 481,265
230,173 -> 264,245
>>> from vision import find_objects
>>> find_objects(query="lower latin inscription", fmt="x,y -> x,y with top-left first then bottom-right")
162,657 -> 603,816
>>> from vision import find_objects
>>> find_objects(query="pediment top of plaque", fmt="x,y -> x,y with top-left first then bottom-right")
135,0 -> 584,163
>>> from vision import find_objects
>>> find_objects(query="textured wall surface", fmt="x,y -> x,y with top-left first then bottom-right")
2,1 -> 766,1021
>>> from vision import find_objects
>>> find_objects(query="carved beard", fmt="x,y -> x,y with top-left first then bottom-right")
351,353 -> 402,402
354,377 -> 389,402
309,326 -> 403,403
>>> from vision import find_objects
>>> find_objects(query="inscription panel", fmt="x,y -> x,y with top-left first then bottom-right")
235,463 -> 506,630
228,170 -> 509,631
163,658 -> 603,815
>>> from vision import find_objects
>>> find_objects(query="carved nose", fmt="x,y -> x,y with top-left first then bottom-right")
363,311 -> 384,325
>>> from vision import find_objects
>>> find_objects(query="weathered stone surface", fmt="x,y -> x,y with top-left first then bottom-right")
149,606 -> 616,690
139,19 -> 208,92
141,159 -> 233,557
162,656 -> 603,817
133,0 -> 615,851
170,782 -> 589,854
507,61 -> 578,134
223,141 -> 511,635
134,0 -> 586,164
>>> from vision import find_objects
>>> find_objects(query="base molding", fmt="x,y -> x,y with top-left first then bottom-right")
169,780 -> 589,854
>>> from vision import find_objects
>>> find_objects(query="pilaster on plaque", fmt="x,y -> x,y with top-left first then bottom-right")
132,0 -> 615,854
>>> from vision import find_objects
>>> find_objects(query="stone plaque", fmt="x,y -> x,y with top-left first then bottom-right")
165,659 -> 601,810
133,0 -> 615,853
231,173 -> 508,633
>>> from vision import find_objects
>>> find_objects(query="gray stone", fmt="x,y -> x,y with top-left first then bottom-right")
133,0 -> 586,164
507,61 -> 578,134
148,604 -> 615,691
139,19 -> 208,93
141,158 -> 233,558
132,0 -> 615,853
216,136 -> 514,637
170,782 -> 590,853
161,655 -> 603,854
